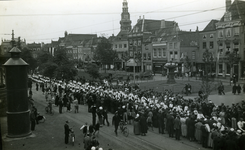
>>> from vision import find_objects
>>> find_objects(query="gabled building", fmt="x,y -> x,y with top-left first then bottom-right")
198,19 -> 219,76
128,16 -> 163,72
151,20 -> 178,74
177,30 -> 199,75
215,0 -> 245,79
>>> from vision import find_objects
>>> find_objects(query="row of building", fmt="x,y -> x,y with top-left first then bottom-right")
1,0 -> 245,79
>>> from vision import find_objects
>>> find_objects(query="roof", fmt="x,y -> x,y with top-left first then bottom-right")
178,31 -> 199,47
130,19 -> 161,34
220,0 -> 245,22
64,34 -> 97,47
202,20 -> 219,32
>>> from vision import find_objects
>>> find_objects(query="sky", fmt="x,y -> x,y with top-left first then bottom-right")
0,0 -> 239,44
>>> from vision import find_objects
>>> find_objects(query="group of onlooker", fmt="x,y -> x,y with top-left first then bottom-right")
31,74 -> 245,150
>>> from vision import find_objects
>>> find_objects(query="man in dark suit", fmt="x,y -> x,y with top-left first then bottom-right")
64,121 -> 70,144
174,115 -> 181,140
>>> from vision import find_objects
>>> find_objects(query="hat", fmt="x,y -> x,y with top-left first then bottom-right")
91,146 -> 96,150
98,148 -> 103,150
237,130 -> 242,134
230,128 -> 234,132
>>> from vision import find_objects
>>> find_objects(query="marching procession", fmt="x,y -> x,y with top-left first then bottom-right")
30,74 -> 245,150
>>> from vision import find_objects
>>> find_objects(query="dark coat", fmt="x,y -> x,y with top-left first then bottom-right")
174,117 -> 181,130
64,123 -> 70,135
139,115 -> 148,133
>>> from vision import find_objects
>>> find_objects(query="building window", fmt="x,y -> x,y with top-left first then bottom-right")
115,44 -> 117,48
174,51 -> 178,59
153,49 -> 157,57
169,43 -> 173,49
148,53 -> 151,60
119,44 -> 122,48
163,52 -> 166,57
143,53 -> 146,60
234,27 -> 239,36
203,42 -> 207,49
218,30 -> 223,38
210,34 -> 214,38
138,40 -> 141,46
124,44 -> 127,48
192,51 -> 196,59
158,48 -> 162,57
226,28 -> 231,37
203,35 -> 207,39
133,40 -> 137,46
174,43 -> 177,49
170,51 -> 173,59
210,41 -> 214,49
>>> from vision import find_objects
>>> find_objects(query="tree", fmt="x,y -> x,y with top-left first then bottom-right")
201,49 -> 216,101
42,62 -> 58,79
20,47 -> 37,72
85,63 -> 100,80
183,56 -> 192,81
53,48 -> 77,80
36,51 -> 53,69
94,37 -> 116,72
225,50 -> 240,83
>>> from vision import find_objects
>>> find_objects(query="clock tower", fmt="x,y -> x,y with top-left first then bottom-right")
120,0 -> 132,32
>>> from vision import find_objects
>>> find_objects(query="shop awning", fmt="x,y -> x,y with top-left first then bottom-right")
126,58 -> 139,66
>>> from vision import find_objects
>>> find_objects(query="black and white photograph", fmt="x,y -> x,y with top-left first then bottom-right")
0,0 -> 245,150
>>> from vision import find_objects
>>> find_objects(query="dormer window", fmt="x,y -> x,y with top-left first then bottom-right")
210,34 -> 214,38
203,35 -> 207,39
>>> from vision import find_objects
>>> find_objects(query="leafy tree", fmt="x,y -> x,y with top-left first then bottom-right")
85,63 -> 99,79
53,48 -> 77,80
36,50 -> 53,72
94,37 -> 116,72
20,47 -> 37,72
42,62 -> 58,79
184,56 -> 192,81
53,48 -> 70,66
200,49 -> 216,101
225,51 -> 240,81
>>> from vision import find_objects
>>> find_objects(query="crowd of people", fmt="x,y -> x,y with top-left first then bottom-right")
31,74 -> 245,150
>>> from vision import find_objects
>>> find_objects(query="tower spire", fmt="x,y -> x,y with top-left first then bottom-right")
119,0 -> 132,35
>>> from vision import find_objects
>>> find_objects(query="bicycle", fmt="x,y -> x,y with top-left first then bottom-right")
119,120 -> 129,137
45,102 -> 54,115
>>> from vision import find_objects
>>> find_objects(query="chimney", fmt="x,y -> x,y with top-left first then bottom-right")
141,15 -> 145,32
161,19 -> 166,29
64,31 -> 68,37
226,0 -> 231,12
196,26 -> 199,32
138,16 -> 141,23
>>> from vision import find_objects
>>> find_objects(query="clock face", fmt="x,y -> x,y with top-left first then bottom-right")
124,14 -> 128,19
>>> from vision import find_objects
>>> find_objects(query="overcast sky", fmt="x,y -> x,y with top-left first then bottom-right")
0,0 -> 238,44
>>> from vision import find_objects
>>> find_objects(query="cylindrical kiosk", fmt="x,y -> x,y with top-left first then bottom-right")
4,47 -> 31,138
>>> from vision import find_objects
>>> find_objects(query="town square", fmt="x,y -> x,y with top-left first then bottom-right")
0,0 -> 245,150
